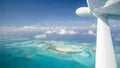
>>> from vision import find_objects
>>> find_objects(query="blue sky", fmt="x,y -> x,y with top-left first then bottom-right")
0,0 -> 120,44
0,0 -> 97,26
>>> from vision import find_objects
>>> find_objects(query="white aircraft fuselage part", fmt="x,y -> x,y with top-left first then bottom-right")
75,7 -> 92,17
76,0 -> 120,68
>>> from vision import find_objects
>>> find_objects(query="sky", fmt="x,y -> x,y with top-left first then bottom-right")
0,0 -> 120,43
0,0 -> 97,26
0,0 -> 120,27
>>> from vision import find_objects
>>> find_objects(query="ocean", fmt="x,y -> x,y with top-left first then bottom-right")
0,26 -> 120,68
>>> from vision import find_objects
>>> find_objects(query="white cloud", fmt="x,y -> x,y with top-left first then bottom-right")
88,30 -> 96,35
58,29 -> 78,35
0,26 -> 80,35
11,25 -> 40,32
23,26 -> 36,29
0,25 -> 98,36
34,28 -> 78,39
45,30 -> 57,34
58,29 -> 67,35
45,28 -> 79,35
67,30 -> 78,35
35,34 -> 47,39
46,29 -> 78,35
90,24 -> 97,29
45,30 -> 54,34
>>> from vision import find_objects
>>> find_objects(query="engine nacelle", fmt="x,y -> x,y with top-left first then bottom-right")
75,7 -> 93,17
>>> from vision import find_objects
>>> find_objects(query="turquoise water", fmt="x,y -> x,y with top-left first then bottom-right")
0,39 -> 120,68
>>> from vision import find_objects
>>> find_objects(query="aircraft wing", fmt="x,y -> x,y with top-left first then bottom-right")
87,0 -> 120,19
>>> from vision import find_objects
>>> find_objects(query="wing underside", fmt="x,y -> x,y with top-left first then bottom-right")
87,0 -> 120,18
